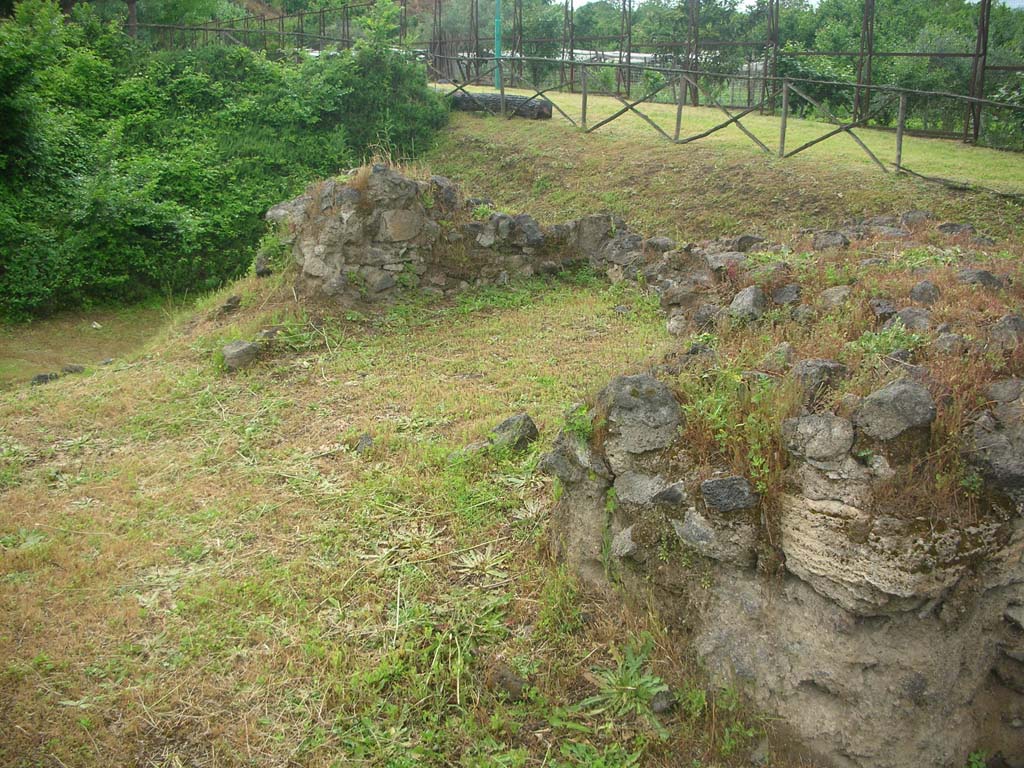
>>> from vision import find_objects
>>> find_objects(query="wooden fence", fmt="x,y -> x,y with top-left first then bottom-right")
431,54 -> 1024,193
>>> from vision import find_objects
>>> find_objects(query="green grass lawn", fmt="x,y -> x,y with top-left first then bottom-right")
418,104 -> 1023,248
450,85 -> 1024,196
5,273 -> 778,767
0,302 -> 177,389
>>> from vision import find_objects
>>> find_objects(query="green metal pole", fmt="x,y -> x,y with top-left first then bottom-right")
494,0 -> 502,90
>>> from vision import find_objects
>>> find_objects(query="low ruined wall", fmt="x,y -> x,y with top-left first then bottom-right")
266,165 -> 643,303
542,373 -> 1024,768
263,164 -> 702,306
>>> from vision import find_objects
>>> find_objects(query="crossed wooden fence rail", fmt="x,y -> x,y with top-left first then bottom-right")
434,54 -> 1024,189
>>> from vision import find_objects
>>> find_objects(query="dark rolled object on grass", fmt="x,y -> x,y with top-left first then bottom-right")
451,91 -> 553,119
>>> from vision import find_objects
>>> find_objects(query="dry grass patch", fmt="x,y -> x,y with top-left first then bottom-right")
421,108 -> 1023,243
2,270 -> 810,767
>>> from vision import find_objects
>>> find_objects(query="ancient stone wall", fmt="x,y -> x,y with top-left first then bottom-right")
542,372 -> 1024,768
263,164 -> 715,308
266,164 -> 662,304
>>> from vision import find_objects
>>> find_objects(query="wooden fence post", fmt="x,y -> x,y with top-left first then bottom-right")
674,74 -> 684,141
581,65 -> 588,130
895,92 -> 907,171
778,80 -> 789,158
498,59 -> 507,116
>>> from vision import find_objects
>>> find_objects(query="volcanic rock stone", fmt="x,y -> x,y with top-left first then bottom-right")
672,508 -> 758,566
361,267 -> 396,293
652,482 -> 688,508
958,268 -> 1004,289
869,224 -> 909,239
820,285 -> 852,309
693,304 -> 723,329
909,280 -> 940,305
813,230 -> 850,249
539,425 -> 610,486
792,359 -> 849,402
853,379 -> 936,442
222,340 -> 260,372
220,295 -> 241,314
660,281 -> 708,311
932,333 -> 967,355
724,234 -> 765,253
254,250 -> 273,277
265,194 -> 310,227
613,472 -> 668,506
701,476 -> 758,513
989,314 -> 1024,351
665,313 -> 689,337
644,236 -> 675,252
611,525 -> 638,559
966,381 -> 1024,501
489,413 -> 539,452
596,375 -> 681,474
782,414 -> 855,463
884,307 -> 932,332
900,210 -> 933,227
772,283 -> 802,306
599,232 -> 644,268
985,378 -> 1023,404
510,214 -> 545,247
430,175 -> 461,213
792,304 -> 817,324
869,297 -> 898,321
938,222 -> 975,235
705,251 -> 747,272
728,286 -> 766,322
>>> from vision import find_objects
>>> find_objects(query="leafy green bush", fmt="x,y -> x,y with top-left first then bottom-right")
986,76 -> 1024,149
0,0 -> 447,318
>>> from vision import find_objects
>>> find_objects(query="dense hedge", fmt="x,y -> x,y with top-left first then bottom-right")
0,0 -> 447,318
